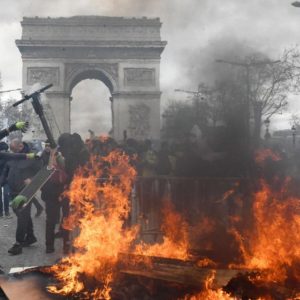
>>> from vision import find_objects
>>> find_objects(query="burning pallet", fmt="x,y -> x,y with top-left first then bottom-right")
0,263 -> 241,300
1,254 -> 299,300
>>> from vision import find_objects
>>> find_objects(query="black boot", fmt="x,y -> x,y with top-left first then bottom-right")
8,243 -> 22,255
22,236 -> 37,247
46,246 -> 55,254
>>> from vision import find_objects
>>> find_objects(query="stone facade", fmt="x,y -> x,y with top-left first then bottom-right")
16,16 -> 166,140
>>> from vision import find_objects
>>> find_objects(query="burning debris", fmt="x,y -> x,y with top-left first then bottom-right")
47,150 -> 138,298
1,148 -> 300,300
134,200 -> 190,261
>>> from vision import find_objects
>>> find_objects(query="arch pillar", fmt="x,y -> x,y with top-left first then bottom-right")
112,92 -> 161,141
45,92 -> 71,137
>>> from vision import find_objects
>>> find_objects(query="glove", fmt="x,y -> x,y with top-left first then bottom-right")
11,195 -> 27,210
26,153 -> 41,160
9,121 -> 29,133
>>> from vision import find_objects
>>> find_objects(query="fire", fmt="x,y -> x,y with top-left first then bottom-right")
231,179 -> 300,284
46,145 -> 300,299
47,150 -> 190,298
134,199 -> 190,260
48,150 -> 138,298
254,148 -> 281,164
182,271 -> 236,300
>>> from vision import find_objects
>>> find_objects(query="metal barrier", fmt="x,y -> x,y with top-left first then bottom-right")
130,176 -> 251,243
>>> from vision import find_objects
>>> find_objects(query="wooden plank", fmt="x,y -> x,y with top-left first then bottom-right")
121,267 -> 243,289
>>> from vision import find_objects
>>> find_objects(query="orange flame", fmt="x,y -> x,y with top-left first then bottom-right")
48,150 -> 138,298
181,271 -> 236,300
134,199 -> 189,260
232,180 -> 300,283
254,148 -> 281,164
48,151 -> 191,298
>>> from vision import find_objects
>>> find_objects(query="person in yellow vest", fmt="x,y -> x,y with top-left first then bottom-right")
141,139 -> 157,177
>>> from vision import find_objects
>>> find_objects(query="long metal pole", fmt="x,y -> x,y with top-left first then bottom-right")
31,94 -> 57,148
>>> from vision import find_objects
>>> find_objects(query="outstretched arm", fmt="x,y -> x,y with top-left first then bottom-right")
0,152 -> 38,161
0,121 -> 29,140
0,128 -> 10,140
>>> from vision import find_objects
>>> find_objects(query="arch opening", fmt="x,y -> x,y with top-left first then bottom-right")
69,69 -> 114,94
70,79 -> 112,140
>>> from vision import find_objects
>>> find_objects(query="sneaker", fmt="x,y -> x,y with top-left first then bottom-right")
46,246 -> 55,254
22,236 -> 37,247
8,243 -> 22,255
35,207 -> 44,218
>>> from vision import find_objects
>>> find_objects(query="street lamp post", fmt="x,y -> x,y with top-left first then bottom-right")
264,118 -> 271,141
174,84 -> 209,126
292,125 -> 297,148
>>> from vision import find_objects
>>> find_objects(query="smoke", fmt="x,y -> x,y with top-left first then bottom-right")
180,36 -> 249,88
0,0 -> 299,131
71,79 -> 111,138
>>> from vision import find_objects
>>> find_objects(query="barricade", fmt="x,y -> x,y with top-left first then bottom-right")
130,176 -> 251,243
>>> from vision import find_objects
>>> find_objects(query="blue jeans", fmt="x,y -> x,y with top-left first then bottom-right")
0,184 -> 11,215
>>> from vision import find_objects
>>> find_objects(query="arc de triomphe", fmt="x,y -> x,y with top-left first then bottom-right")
16,16 -> 166,140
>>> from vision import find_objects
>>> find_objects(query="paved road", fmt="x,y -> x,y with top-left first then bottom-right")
0,201 -> 64,274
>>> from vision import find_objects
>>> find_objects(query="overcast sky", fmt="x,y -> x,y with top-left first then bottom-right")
0,0 -> 300,137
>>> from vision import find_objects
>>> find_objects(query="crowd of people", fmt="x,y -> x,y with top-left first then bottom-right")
87,132 -> 222,178
0,120 -> 292,258
0,122 -> 89,256
0,122 -> 220,257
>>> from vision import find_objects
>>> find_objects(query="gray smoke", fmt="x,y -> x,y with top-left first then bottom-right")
0,0 -> 299,133
71,80 -> 111,138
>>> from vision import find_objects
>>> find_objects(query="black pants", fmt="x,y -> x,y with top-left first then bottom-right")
61,198 -> 70,248
45,197 -> 61,248
32,197 -> 43,211
13,201 -> 34,244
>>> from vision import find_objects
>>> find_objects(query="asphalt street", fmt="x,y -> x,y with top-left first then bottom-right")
0,199 -> 64,274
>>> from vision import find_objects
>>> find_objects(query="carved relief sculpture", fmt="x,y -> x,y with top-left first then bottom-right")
27,67 -> 59,86
124,68 -> 155,87
129,103 -> 151,139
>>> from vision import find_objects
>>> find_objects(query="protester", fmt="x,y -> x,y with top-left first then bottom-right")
0,121 -> 34,162
141,139 -> 157,177
6,138 -> 43,255
40,142 -> 66,253
156,141 -> 171,175
54,133 -> 89,254
0,121 -> 38,219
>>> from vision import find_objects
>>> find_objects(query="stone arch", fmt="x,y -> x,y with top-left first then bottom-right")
66,65 -> 118,95
16,16 -> 166,140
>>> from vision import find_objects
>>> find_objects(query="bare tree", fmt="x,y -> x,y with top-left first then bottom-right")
212,47 -> 300,147
289,113 -> 300,129
248,48 -> 300,144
